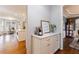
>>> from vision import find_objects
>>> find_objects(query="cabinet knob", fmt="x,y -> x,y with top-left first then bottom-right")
47,44 -> 50,46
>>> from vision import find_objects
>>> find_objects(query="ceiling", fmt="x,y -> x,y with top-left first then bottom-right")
64,5 -> 79,18
0,5 -> 27,20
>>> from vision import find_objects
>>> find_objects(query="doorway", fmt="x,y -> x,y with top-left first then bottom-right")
0,17 -> 26,54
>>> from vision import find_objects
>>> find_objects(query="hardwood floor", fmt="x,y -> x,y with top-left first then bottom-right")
2,37 -> 79,54
56,37 -> 79,54
0,40 -> 26,54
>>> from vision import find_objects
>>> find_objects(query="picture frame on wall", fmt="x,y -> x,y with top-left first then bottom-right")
41,20 -> 50,34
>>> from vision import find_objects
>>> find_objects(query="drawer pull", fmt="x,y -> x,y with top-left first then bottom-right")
47,44 -> 50,46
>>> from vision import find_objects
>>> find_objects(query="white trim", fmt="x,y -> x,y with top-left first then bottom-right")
60,5 -> 64,50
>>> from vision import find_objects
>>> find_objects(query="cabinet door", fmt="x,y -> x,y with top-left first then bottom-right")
40,37 -> 50,54
40,35 -> 60,54
52,35 -> 59,53
32,37 -> 41,54
48,35 -> 59,53
40,36 -> 56,54
47,36 -> 55,53
32,34 -> 60,54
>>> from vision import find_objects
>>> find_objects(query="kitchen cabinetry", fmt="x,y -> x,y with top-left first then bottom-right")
32,33 -> 61,54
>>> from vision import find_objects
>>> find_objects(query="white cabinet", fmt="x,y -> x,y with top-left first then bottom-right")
32,37 -> 41,53
32,33 -> 61,54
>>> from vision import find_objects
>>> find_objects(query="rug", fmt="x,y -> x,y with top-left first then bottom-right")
69,38 -> 79,50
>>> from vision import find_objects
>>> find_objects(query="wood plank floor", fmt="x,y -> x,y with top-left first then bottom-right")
56,37 -> 79,54
0,40 -> 26,54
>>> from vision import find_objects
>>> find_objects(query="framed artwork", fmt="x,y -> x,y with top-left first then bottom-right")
41,20 -> 50,34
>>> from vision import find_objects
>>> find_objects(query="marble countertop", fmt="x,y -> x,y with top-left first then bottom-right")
32,32 -> 61,39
